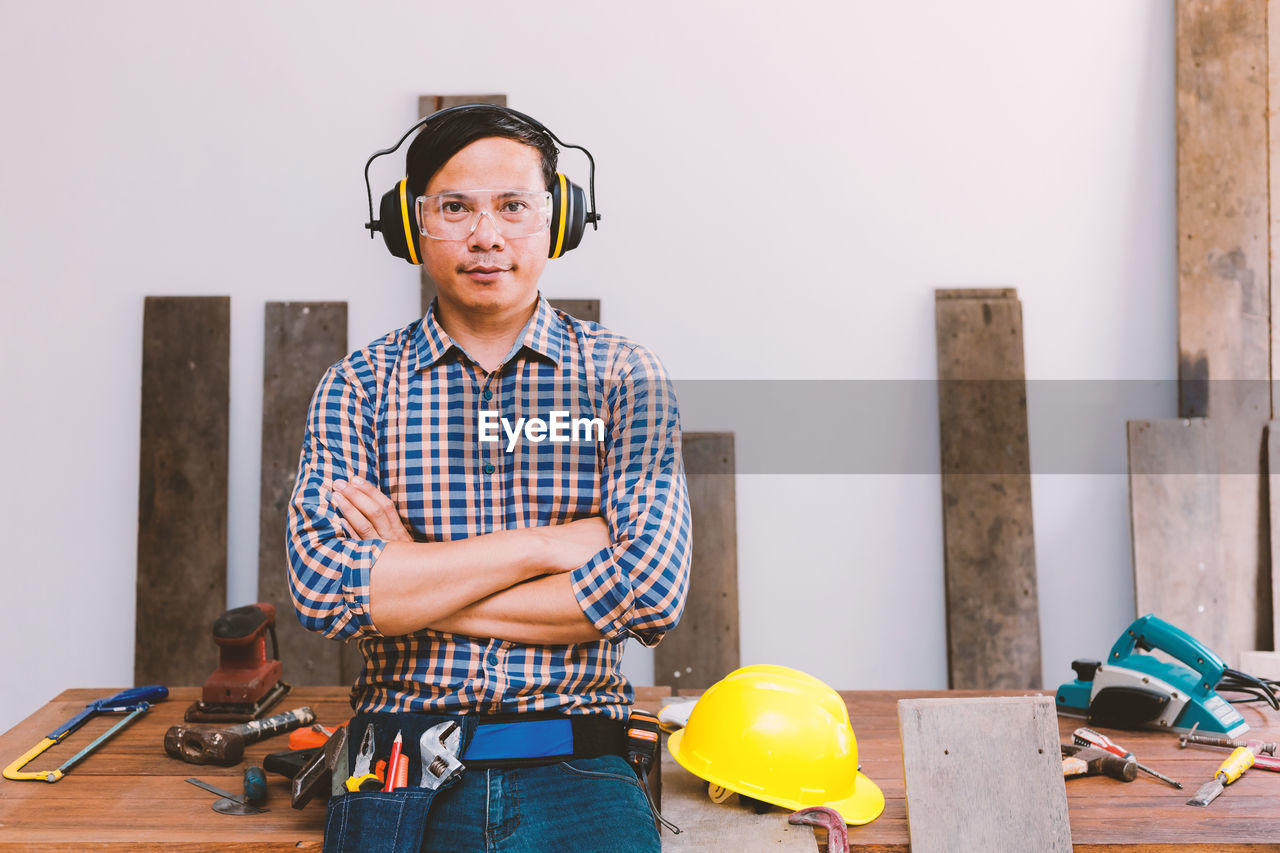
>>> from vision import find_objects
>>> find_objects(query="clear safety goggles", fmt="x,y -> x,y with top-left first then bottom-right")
416,188 -> 553,240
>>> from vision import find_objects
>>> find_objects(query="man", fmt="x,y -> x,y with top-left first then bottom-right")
287,105 -> 690,852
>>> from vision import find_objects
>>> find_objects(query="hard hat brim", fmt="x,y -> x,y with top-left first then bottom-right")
667,728 -> 886,825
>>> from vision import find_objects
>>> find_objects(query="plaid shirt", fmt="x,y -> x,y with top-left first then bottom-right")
287,295 -> 690,719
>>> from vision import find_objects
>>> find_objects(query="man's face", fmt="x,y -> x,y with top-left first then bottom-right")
420,137 -> 551,318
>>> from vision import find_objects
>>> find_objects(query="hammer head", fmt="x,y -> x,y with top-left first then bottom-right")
164,723 -> 245,766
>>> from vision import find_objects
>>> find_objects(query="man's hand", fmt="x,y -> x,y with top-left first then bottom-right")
533,516 -> 612,573
331,477 -> 414,542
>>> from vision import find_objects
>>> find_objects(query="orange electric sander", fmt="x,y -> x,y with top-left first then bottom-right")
185,602 -> 291,723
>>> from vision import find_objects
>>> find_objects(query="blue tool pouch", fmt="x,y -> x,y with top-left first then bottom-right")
322,713 -> 477,853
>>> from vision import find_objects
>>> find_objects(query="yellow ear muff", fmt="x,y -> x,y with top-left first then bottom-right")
398,179 -> 420,265
550,172 -> 569,259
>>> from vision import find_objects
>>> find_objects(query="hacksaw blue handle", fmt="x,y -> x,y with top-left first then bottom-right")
1107,614 -> 1226,686
48,685 -> 168,741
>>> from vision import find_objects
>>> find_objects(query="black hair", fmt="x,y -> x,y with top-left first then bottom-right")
405,105 -> 559,198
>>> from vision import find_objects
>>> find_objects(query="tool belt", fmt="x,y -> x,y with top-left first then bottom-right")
463,711 -> 627,768
324,709 -> 658,853
349,709 -> 652,770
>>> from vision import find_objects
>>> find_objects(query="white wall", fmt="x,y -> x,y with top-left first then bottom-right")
0,0 -> 1176,732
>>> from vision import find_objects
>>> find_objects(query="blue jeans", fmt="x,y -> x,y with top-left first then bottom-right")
324,748 -> 659,853
422,755 -> 660,853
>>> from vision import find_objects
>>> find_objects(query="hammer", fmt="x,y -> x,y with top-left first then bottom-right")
1061,743 -> 1137,782
165,706 -> 315,766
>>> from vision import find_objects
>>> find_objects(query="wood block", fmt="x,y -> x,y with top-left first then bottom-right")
549,298 -> 600,323
1239,650 -> 1280,680
1177,0 -> 1270,420
135,297 -> 230,687
659,732 -> 815,851
257,302 -> 352,686
656,433 -> 740,690
1129,419 -> 1269,666
935,289 -> 1041,689
898,696 -> 1071,853
417,94 -> 508,317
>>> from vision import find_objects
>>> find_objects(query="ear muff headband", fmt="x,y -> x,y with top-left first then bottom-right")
363,104 -> 601,264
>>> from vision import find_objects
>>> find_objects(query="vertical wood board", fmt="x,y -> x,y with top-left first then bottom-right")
1272,0 -> 1280,409
658,732 -> 815,851
417,94 -> 509,317
1268,422 -> 1280,647
258,302 -> 354,686
656,433 -> 740,690
135,296 -> 230,687
935,289 -> 1041,689
1177,0 -> 1270,419
898,696 -> 1070,853
1128,418 -> 1269,665
548,298 -> 600,323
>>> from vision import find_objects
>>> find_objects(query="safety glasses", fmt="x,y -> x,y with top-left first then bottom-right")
416,188 -> 553,240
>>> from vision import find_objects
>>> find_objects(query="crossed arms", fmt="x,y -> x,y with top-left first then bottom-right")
286,341 -> 691,648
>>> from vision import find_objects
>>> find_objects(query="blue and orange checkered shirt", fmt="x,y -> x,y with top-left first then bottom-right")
286,295 -> 690,718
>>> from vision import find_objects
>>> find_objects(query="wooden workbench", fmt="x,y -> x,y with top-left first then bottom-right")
0,687 -> 1277,850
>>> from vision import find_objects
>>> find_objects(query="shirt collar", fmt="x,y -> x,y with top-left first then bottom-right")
411,294 -> 566,371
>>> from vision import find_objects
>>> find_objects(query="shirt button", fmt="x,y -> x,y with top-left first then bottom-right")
483,463 -> 495,475
487,652 -> 500,666
482,389 -> 493,400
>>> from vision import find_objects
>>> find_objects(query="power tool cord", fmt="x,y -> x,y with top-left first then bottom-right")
1217,667 -> 1279,709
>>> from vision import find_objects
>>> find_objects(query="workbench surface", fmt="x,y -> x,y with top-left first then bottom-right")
0,687 -> 1277,850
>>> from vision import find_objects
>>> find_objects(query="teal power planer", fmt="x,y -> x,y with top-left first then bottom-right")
1056,614 -> 1249,737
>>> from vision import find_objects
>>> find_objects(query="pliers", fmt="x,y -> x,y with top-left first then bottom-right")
344,725 -> 385,792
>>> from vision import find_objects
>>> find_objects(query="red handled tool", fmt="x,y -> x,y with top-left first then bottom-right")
382,731 -> 406,792
1072,727 -> 1182,788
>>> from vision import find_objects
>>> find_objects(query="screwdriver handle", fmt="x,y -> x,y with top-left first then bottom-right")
1217,746 -> 1255,786
1073,727 -> 1133,760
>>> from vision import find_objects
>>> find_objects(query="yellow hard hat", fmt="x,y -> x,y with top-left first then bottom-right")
666,664 -> 884,825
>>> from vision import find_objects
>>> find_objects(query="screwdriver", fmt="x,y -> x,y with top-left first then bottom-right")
1187,745 -> 1255,807
1072,727 -> 1183,788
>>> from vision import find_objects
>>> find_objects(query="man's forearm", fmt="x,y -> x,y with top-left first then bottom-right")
369,531 -> 542,635
430,574 -> 604,645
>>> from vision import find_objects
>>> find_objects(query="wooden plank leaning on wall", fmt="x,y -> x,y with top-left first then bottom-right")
256,302 -> 354,686
1128,0 -> 1272,668
935,288 -> 1041,689
657,433 -> 742,691
135,296 -> 230,687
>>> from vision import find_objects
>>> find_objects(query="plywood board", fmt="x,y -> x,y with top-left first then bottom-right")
935,289 -> 1041,689
1177,0 -> 1270,420
659,733 -> 815,852
1238,650 -> 1280,680
898,696 -> 1070,853
1129,418 -> 1269,666
417,94 -> 509,317
257,302 -> 352,685
135,296 -> 230,687
656,433 -> 740,690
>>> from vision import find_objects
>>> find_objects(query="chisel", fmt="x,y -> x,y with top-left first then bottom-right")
1187,746 -> 1255,807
